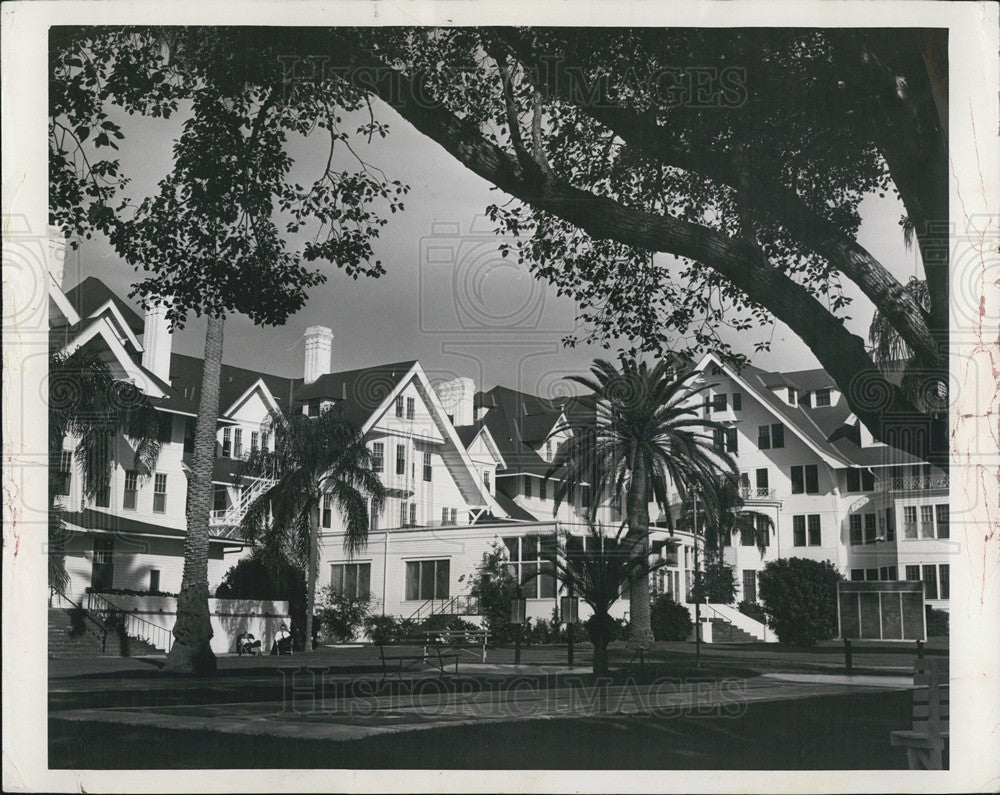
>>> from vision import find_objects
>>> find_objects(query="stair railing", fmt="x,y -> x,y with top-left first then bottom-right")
50,587 -> 108,652
86,591 -> 174,652
407,593 -> 482,622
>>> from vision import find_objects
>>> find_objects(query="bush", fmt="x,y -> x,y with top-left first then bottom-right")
737,600 -> 767,625
468,540 -> 519,644
758,557 -> 842,647
691,560 -> 738,605
419,614 -> 479,635
926,606 -> 949,637
314,587 -> 372,643
86,586 -> 178,597
215,550 -> 307,649
651,595 -> 693,641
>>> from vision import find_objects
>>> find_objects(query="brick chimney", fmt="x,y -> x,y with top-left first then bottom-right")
304,326 -> 334,384
141,302 -> 173,384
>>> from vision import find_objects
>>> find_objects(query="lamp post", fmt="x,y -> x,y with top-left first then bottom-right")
561,591 -> 579,668
693,493 -> 702,669
511,588 -> 526,666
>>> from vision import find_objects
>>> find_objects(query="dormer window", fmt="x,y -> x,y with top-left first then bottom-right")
787,387 -> 797,405
815,388 -> 831,407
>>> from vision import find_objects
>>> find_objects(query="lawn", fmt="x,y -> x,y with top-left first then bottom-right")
50,689 -> 917,769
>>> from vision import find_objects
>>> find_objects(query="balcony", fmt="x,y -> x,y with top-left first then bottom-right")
382,470 -> 416,494
738,485 -> 778,501
878,474 -> 949,492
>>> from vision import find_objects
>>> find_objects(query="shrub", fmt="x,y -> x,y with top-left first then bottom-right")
651,595 -> 693,641
85,586 -> 178,597
363,614 -> 399,644
926,606 -> 949,637
691,560 -> 738,605
419,615 -> 479,635
737,600 -> 767,625
758,557 -> 842,647
468,540 -> 519,644
314,587 -> 372,643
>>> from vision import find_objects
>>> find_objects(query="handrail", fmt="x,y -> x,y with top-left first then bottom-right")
86,591 -> 174,653
407,593 -> 482,622
50,586 -> 108,652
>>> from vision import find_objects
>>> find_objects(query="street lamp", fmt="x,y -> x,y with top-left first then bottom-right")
560,591 -> 580,667
510,589 -> 526,665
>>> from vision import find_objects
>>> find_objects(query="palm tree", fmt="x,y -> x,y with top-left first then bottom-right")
538,524 -> 673,675
676,474 -> 775,561
547,358 -> 736,650
239,406 -> 386,651
48,348 -> 161,591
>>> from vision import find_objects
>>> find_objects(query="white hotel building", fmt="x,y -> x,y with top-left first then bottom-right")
49,268 -> 951,641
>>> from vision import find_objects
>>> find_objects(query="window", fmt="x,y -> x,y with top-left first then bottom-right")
849,514 -> 863,546
863,513 -> 877,545
793,515 -> 821,546
741,523 -> 756,546
423,451 -> 432,482
251,431 -> 259,454
725,427 -> 738,453
233,429 -> 243,459
712,393 -> 727,412
846,468 -> 860,493
791,465 -> 818,494
261,431 -> 269,453
922,564 -> 938,599
805,464 -> 818,493
545,440 -> 552,460
524,475 -> 532,498
55,451 -> 73,496
815,388 -> 831,407
713,428 -> 725,451
153,474 -> 167,514
939,564 -> 949,599
370,500 -> 379,532
395,444 -> 406,476
850,569 -> 865,581
793,515 -> 806,546
409,503 -> 417,527
732,393 -> 742,411
503,535 -> 557,598
865,568 -> 879,581
903,505 -> 918,539
184,420 -> 196,454
149,569 -> 161,593
95,481 -> 110,508
483,470 -> 491,493
372,443 -> 384,472
935,504 -> 949,539
758,425 -> 771,450
406,397 -> 415,420
808,514 -> 822,546
405,559 -> 449,600
756,468 -> 769,492
771,424 -> 785,448
787,387 -> 797,405
331,562 -> 371,599
322,493 -> 332,528
222,427 -> 232,457
399,501 -> 408,527
905,565 -> 920,582
442,507 -> 451,525
450,508 -> 458,525
886,507 -> 896,541
755,514 -> 771,547
742,570 -> 757,602
213,485 -> 228,513
123,471 -> 138,511
539,478 -> 547,500
791,466 -> 804,494
157,412 -> 173,443
395,395 -> 404,418
920,505 -> 935,538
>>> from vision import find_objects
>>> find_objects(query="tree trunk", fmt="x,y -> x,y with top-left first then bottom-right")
165,314 -> 224,675
304,500 -> 320,653
625,462 -> 653,650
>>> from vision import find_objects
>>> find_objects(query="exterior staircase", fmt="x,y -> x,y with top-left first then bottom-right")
708,615 -> 758,644
48,607 -> 161,658
407,594 -> 482,623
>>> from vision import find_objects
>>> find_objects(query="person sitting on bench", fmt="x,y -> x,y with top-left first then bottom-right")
272,623 -> 293,655
237,632 -> 262,656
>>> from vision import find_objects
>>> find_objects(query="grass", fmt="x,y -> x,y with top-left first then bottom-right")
50,689 -> 918,770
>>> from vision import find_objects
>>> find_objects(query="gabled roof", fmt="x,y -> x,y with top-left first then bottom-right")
62,507 -> 241,545
294,361 -> 418,428
454,420 -> 507,470
169,353 -> 300,419
63,277 -> 145,335
477,386 -> 564,476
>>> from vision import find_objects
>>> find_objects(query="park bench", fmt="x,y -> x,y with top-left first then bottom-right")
377,629 -> 489,682
890,657 -> 949,769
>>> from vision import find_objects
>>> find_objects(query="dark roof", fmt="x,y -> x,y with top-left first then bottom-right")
169,353 -> 301,417
61,507 -> 240,544
476,386 -> 562,476
454,420 -> 487,448
63,277 -> 145,334
491,490 -> 540,522
294,361 -> 418,427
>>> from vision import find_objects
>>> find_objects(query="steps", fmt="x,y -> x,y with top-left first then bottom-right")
48,608 -> 161,658
708,616 -> 758,644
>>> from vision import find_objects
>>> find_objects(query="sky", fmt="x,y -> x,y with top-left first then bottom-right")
67,82 -> 923,401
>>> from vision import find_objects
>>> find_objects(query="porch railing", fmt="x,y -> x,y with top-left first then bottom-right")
50,587 -> 108,652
